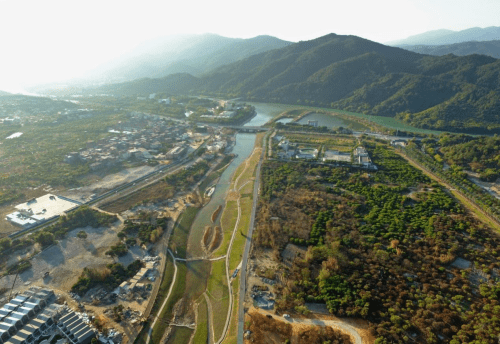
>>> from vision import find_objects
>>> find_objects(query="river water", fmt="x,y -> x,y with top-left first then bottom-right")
187,103 -> 278,257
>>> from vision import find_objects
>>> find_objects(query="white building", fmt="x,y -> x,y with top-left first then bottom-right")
6,195 -> 79,228
295,148 -> 319,159
323,150 -> 351,162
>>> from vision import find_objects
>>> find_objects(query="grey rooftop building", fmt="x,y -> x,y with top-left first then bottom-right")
58,311 -> 96,344
0,287 -> 59,344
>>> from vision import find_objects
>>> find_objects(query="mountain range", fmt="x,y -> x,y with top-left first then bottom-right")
387,26 -> 500,46
89,33 -> 500,133
397,40 -> 500,60
81,34 -> 291,84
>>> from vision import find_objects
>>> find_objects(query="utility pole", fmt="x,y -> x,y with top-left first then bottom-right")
8,272 -> 19,300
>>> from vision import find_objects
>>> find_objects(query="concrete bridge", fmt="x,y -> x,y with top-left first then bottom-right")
223,125 -> 270,133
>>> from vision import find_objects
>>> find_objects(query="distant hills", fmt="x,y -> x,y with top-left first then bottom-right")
87,33 -> 500,133
398,40 -> 500,59
82,34 -> 291,84
387,26 -> 500,46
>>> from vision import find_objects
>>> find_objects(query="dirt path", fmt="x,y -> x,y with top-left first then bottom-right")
203,292 -> 215,344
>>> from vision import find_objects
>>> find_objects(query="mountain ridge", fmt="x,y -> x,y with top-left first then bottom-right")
81,33 -> 292,84
398,40 -> 500,59
88,33 -> 500,133
387,26 -> 500,46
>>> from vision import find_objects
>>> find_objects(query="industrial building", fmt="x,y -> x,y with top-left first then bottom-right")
323,150 -> 351,162
166,145 -> 186,160
58,311 -> 96,344
0,287 -> 58,344
5,194 -> 79,228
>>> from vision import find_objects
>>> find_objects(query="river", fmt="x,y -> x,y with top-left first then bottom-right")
186,103 -> 277,257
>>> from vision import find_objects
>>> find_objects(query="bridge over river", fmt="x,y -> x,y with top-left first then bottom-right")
220,125 -> 270,132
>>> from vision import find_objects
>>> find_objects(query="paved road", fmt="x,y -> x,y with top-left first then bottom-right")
237,134 -> 267,344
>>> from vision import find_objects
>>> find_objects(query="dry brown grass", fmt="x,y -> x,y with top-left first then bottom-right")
209,226 -> 222,253
203,226 -> 213,249
100,180 -> 175,213
212,205 -> 222,223
226,190 -> 239,201
244,309 -> 355,344
244,310 -> 292,344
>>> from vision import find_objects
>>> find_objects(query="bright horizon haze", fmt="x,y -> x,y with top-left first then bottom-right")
0,0 -> 499,92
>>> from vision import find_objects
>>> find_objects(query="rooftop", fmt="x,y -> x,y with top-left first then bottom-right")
14,194 -> 79,220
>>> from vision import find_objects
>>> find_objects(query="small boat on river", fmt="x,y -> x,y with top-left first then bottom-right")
205,185 -> 216,197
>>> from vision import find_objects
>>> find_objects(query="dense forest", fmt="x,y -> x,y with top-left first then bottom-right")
255,143 -> 500,343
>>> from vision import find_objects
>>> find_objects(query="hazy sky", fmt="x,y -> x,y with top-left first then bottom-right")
0,0 -> 499,91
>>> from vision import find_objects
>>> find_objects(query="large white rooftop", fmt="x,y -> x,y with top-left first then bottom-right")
14,194 -> 79,220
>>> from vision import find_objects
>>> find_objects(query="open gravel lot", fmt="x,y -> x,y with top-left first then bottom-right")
0,218 -> 128,293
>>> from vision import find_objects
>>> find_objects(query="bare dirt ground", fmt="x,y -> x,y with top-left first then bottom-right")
245,247 -> 280,308
0,219 -> 124,292
0,196 -> 186,344
465,171 -> 500,199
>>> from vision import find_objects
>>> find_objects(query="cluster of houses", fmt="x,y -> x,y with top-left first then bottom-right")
63,113 -> 193,171
0,287 -> 96,344
206,134 -> 227,152
115,257 -> 160,295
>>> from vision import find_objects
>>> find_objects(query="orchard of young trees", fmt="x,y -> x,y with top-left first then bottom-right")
255,142 -> 500,343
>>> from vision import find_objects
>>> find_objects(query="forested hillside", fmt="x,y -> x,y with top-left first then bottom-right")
90,33 -> 500,133
400,40 -> 500,59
